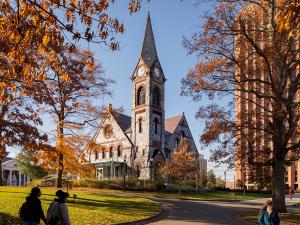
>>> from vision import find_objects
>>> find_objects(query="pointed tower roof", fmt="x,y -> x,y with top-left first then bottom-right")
141,14 -> 158,67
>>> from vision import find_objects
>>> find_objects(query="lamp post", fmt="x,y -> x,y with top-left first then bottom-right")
123,155 -> 127,192
111,159 -> 113,179
66,173 -> 71,194
195,157 -> 199,191
150,158 -> 154,180
224,171 -> 227,189
243,169 -> 246,197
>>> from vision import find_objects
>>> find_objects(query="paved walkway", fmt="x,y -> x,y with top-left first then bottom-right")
147,194 -> 300,225
149,199 -> 248,225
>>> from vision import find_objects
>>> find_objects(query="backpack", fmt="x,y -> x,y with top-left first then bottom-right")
19,201 -> 33,221
47,202 -> 62,225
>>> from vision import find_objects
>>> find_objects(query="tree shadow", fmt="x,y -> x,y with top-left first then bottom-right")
42,196 -> 159,216
0,212 -> 21,225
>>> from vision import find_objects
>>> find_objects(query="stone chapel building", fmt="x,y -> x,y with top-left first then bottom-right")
87,15 -> 199,180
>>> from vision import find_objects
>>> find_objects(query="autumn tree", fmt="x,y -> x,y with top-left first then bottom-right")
161,139 -> 197,195
0,87 -> 48,185
35,46 -> 112,188
182,0 -> 299,212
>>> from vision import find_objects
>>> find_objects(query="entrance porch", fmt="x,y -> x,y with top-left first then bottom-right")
94,161 -> 126,180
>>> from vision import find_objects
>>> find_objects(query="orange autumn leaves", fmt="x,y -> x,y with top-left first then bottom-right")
0,0 -> 141,101
161,139 -> 197,183
276,0 -> 300,34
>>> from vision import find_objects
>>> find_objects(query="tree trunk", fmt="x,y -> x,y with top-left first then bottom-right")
0,160 -> 3,186
272,107 -> 287,213
57,152 -> 64,188
57,121 -> 64,188
0,144 -> 7,186
272,159 -> 286,212
179,181 -> 182,196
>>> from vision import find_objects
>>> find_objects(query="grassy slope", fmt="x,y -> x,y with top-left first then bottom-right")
0,187 -> 160,225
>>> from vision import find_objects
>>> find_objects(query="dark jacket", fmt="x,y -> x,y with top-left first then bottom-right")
258,210 -> 280,225
47,199 -> 71,225
25,195 -> 46,223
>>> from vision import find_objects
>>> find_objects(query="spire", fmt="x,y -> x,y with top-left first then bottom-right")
141,14 -> 158,67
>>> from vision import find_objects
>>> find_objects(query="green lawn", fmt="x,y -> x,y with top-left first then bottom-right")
0,187 -> 160,225
138,190 -> 271,201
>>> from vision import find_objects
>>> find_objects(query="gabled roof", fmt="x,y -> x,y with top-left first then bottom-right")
3,157 -> 13,162
141,14 -> 158,68
165,114 -> 183,134
111,112 -> 131,132
1,157 -> 13,166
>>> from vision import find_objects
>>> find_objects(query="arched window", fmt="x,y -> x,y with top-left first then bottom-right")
109,147 -> 113,158
117,145 -> 122,157
180,131 -> 186,138
138,118 -> 143,133
102,150 -> 106,158
175,138 -> 180,147
95,151 -> 99,160
154,117 -> 159,135
153,87 -> 160,106
137,86 -> 145,105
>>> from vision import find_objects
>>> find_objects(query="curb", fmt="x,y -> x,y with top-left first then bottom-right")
114,205 -> 167,225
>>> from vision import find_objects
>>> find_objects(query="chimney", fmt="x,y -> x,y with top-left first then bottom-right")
106,103 -> 113,112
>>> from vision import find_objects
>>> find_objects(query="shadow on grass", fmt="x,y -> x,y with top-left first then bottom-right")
42,196 -> 158,216
0,189 -> 158,214
0,212 -> 21,225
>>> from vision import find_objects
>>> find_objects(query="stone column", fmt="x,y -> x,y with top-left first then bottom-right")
18,172 -> 21,186
9,170 -> 12,186
27,173 -> 30,184
25,173 -> 28,186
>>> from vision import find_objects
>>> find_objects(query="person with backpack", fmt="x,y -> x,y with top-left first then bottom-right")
46,190 -> 71,225
19,187 -> 48,225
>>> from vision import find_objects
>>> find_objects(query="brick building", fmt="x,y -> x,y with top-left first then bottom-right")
235,4 -> 300,191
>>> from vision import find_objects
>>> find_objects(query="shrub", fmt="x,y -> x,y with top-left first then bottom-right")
72,178 -> 159,191
215,187 -> 231,192
183,179 -> 196,188
165,183 -> 195,192
28,177 -> 75,188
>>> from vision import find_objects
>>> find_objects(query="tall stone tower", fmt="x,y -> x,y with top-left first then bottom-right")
131,14 -> 166,179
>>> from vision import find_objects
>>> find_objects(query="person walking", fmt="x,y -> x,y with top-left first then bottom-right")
289,187 -> 295,200
46,190 -> 71,225
20,187 -> 48,225
258,200 -> 280,225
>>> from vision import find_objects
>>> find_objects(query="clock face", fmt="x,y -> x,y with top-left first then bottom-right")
138,66 -> 145,77
154,67 -> 160,77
